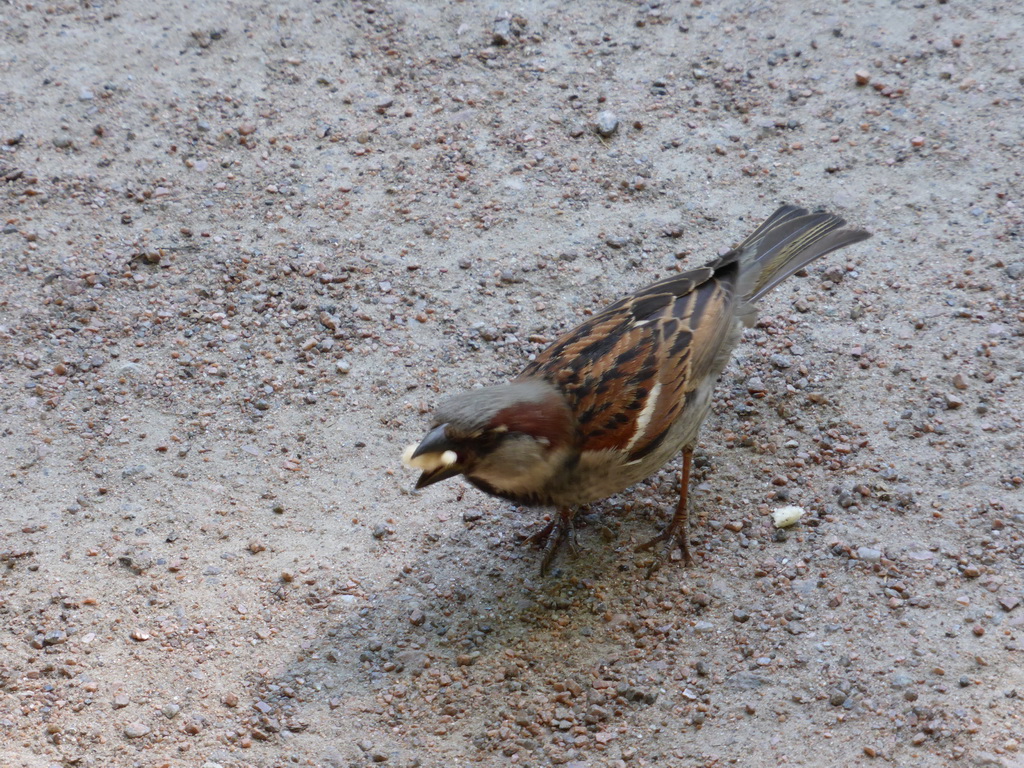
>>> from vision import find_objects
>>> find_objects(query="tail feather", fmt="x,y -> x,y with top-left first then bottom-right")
741,206 -> 871,303
737,204 -> 808,248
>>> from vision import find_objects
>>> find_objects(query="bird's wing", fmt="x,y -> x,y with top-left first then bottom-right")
519,254 -> 742,459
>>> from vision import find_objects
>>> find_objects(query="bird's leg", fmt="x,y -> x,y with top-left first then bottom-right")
524,507 -> 576,576
636,448 -> 695,569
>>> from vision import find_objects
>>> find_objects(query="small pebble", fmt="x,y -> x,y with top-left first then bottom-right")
746,376 -> 766,394
492,17 -> 515,46
594,111 -> 619,137
891,674 -> 914,688
123,722 -> 150,739
43,630 -> 68,646
856,547 -> 882,563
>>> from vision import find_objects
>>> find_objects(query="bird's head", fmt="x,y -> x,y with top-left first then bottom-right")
402,380 -> 576,497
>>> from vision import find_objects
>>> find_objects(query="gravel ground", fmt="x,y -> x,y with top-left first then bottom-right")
2,1 -> 1023,767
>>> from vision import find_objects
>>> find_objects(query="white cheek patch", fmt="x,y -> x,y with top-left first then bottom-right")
401,444 -> 458,472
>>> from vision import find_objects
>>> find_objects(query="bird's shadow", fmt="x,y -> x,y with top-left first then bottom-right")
239,501 -> 706,759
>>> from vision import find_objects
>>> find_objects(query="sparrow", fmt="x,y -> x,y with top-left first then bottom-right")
402,205 -> 871,574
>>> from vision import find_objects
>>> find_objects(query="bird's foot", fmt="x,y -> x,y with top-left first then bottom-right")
636,526 -> 694,576
524,510 -> 577,576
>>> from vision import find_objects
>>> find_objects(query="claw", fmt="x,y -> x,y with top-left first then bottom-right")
524,508 -> 576,576
524,518 -> 557,547
636,527 -> 693,576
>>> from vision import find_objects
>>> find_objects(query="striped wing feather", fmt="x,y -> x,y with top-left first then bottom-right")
519,255 -> 741,459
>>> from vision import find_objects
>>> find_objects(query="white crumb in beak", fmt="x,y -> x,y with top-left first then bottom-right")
772,505 -> 805,528
401,444 -> 458,472
400,444 -> 418,468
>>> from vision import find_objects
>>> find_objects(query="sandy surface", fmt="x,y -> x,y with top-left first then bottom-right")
2,1 -> 1023,766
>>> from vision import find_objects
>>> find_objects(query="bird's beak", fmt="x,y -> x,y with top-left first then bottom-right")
404,424 -> 465,489
411,424 -> 456,458
415,463 -> 463,489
